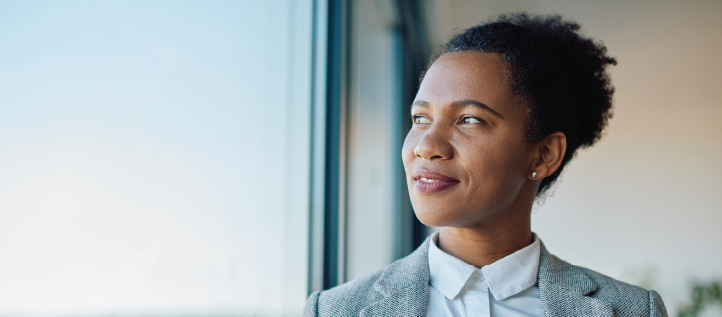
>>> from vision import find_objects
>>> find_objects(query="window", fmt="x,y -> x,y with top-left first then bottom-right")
0,1 -> 315,315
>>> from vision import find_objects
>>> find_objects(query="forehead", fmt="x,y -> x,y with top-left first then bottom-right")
416,51 -> 511,105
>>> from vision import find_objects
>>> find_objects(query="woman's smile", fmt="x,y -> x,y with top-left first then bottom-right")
413,170 -> 460,194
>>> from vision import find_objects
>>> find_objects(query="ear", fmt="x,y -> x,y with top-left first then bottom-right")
528,132 -> 567,180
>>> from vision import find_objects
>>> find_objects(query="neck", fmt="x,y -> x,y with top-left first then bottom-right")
436,206 -> 533,268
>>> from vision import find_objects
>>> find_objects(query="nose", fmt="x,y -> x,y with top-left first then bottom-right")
413,125 -> 454,161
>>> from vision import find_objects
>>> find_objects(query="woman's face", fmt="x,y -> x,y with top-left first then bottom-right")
402,51 -> 534,228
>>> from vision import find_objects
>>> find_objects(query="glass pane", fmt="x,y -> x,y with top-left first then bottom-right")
0,1 -> 312,315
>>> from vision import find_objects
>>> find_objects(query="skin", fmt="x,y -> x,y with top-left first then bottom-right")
402,51 -> 567,268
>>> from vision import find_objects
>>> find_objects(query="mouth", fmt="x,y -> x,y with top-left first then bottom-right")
413,170 -> 460,194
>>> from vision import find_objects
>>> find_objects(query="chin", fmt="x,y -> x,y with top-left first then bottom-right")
412,204 -> 471,228
412,194 -> 511,229
413,209 -> 444,227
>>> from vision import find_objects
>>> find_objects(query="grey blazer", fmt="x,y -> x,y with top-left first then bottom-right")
303,238 -> 668,317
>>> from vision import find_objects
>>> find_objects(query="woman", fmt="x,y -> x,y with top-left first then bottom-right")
304,13 -> 668,317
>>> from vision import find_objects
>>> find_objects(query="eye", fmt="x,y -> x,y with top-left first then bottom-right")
461,116 -> 485,124
413,115 -> 430,124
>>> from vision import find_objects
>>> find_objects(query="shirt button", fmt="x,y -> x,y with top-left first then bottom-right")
474,274 -> 484,281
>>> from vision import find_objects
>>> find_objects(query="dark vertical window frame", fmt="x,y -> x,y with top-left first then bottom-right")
394,0 -> 434,253
323,0 -> 351,290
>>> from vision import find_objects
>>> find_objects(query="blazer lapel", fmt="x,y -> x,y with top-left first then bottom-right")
360,238 -> 431,317
538,241 -> 614,317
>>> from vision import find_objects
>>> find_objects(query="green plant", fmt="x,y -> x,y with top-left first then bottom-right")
677,281 -> 722,317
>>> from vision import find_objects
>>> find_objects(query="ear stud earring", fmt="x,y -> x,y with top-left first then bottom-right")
531,172 -> 538,178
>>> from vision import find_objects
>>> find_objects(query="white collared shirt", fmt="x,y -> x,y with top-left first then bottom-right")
426,233 -> 545,317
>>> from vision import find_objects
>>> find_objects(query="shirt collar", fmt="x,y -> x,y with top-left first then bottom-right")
428,232 -> 541,301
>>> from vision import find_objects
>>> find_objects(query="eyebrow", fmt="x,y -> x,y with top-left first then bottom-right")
411,99 -> 504,119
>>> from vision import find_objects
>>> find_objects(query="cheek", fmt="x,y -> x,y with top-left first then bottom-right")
462,138 -> 528,202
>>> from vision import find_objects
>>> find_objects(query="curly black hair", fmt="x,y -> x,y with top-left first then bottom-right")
424,13 -> 617,195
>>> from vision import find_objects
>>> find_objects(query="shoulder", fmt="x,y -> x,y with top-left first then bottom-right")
550,253 -> 667,317
303,260 -> 418,317
303,239 -> 432,317
318,266 -> 390,316
539,243 -> 668,317
304,267 -> 387,317
577,265 -> 667,316
576,264 -> 647,300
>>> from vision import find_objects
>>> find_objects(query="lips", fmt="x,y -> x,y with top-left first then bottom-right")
413,170 -> 460,194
